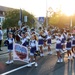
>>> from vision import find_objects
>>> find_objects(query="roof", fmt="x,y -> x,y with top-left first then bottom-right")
0,5 -> 14,11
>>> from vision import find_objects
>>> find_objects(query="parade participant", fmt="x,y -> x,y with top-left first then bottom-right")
25,32 -> 30,47
38,31 -> 44,57
21,31 -> 26,46
27,34 -> 38,67
12,27 -> 16,39
55,33 -> 63,62
7,28 -> 9,38
61,33 -> 66,52
46,31 -> 52,54
43,29 -> 48,47
66,33 -> 72,59
18,31 -> 28,47
0,27 -> 3,51
72,33 -> 75,57
5,32 -> 14,64
15,28 -> 20,43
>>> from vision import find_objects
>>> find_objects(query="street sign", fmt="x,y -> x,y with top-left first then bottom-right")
18,20 -> 22,29
38,17 -> 44,24
18,20 -> 22,26
24,16 -> 27,22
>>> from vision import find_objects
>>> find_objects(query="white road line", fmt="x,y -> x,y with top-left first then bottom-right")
1,62 -> 35,75
69,60 -> 71,72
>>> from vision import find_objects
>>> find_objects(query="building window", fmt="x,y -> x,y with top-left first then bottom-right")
2,18 -> 5,22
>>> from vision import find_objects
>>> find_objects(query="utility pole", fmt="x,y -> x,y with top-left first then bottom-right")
70,16 -> 72,32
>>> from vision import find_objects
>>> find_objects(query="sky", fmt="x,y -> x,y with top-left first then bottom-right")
0,0 -> 75,17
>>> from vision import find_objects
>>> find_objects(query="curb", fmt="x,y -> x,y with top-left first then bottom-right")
0,51 -> 8,55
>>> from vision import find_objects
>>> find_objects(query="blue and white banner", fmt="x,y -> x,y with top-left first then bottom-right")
13,43 -> 29,63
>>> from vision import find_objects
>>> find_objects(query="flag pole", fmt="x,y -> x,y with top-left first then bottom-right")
19,8 -> 22,29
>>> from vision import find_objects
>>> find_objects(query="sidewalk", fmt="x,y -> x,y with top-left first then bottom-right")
0,47 -> 8,55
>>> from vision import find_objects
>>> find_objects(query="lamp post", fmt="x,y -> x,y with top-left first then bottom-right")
18,20 -> 22,29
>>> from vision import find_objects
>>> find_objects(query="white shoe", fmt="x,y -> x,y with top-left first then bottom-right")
42,54 -> 44,56
40,53 -> 42,57
27,63 -> 32,67
57,59 -> 60,62
35,62 -> 38,67
10,60 -> 13,64
6,61 -> 10,64
40,53 -> 44,57
48,51 -> 52,55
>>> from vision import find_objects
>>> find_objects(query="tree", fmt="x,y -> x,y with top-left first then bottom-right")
2,9 -> 35,29
48,7 -> 72,28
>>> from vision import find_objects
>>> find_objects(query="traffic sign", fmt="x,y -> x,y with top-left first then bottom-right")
18,20 -> 22,26
38,17 -> 44,24
24,16 -> 27,22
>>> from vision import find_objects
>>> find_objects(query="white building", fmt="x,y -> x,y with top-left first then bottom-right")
0,6 -> 13,26
0,16 -> 5,26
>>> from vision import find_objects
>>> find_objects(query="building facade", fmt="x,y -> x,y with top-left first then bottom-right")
0,10 -> 5,26
0,6 -> 13,26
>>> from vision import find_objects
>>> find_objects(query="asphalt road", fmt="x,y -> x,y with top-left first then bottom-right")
0,43 -> 75,75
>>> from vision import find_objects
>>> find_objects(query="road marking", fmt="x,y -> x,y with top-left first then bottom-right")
68,60 -> 71,72
1,62 -> 35,75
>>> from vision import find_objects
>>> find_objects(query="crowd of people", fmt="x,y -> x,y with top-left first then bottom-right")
0,26 -> 75,67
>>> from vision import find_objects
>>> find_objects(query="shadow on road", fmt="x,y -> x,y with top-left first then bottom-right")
52,62 -> 65,75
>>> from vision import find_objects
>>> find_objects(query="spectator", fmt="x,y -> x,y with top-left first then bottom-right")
12,27 -> 16,39
0,27 -> 3,51
7,28 -> 9,38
